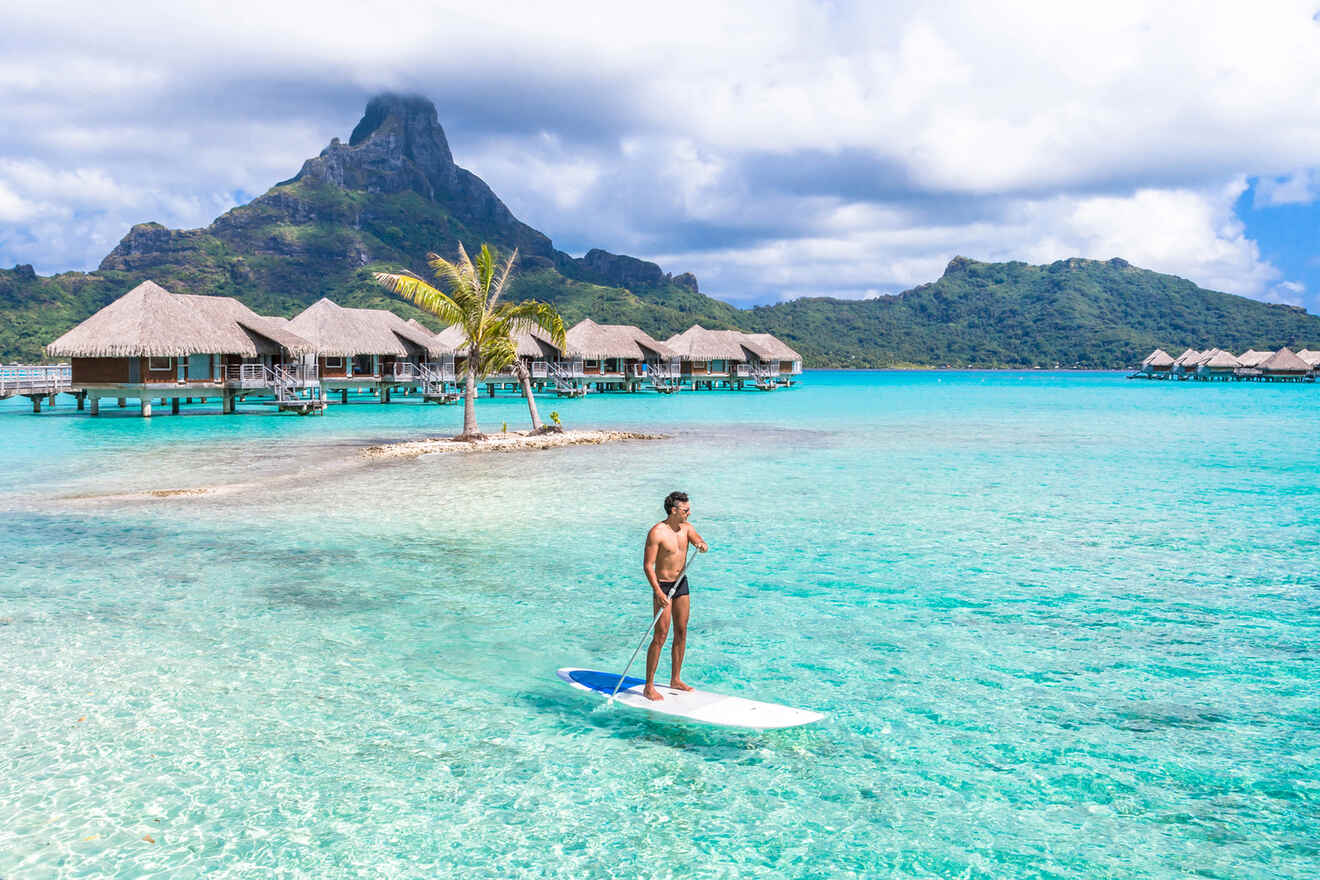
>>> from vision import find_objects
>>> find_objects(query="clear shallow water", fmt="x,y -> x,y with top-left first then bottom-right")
1,372 -> 1317,878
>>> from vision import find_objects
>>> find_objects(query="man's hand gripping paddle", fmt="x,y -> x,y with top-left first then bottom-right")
608,545 -> 701,703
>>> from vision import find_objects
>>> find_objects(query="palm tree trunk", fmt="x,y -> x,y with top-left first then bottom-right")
513,359 -> 544,431
461,348 -> 480,439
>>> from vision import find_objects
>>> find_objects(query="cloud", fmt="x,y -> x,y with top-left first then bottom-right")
1254,170 -> 1320,206
1263,279 -> 1306,305
0,0 -> 1317,309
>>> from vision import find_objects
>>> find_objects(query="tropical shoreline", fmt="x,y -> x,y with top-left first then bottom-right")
360,429 -> 668,460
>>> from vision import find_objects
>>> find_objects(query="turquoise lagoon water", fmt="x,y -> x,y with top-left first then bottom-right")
0,371 -> 1317,878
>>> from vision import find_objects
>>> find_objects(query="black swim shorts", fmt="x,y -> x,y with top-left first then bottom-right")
657,575 -> 689,599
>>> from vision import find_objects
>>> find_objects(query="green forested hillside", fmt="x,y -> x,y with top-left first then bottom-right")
743,257 -> 1320,368
4,94 -> 1318,368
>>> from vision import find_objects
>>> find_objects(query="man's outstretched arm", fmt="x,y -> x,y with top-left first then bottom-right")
685,523 -> 709,552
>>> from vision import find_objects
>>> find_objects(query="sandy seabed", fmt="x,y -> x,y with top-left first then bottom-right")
361,429 -> 668,460
48,431 -> 667,506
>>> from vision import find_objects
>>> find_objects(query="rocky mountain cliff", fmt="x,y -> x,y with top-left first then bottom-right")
3,93 -> 1318,366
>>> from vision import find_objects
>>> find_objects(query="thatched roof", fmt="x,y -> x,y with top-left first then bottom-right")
44,279 -> 313,358
433,325 -> 466,351
1260,347 -> 1312,373
428,324 -> 559,358
513,328 -> 562,358
286,299 -> 450,358
743,332 -> 801,362
664,325 -> 797,362
1294,348 -> 1320,367
175,294 -> 315,357
343,306 -> 452,358
1236,349 -> 1272,368
1199,349 -> 1242,369
1141,349 -> 1175,368
664,325 -> 752,360
565,319 -> 674,360
1173,348 -> 1202,367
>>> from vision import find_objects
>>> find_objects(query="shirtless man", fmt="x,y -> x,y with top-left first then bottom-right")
641,491 -> 708,701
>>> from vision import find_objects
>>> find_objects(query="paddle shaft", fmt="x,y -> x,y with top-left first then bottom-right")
609,547 -> 699,701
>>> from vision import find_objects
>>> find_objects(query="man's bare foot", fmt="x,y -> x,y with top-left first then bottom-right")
669,678 -> 695,692
642,684 -> 664,701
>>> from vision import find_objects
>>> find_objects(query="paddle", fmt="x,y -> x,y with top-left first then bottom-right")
609,545 -> 701,703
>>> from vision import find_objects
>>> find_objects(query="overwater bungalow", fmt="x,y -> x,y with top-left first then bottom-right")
1196,349 -> 1241,380
285,299 -> 454,402
1237,349 -> 1272,368
1171,349 -> 1202,379
430,324 -> 568,396
44,279 -> 317,416
741,333 -> 804,385
663,326 -> 745,389
1137,349 -> 1175,378
1258,347 -> 1312,382
663,325 -> 800,390
1294,349 -> 1320,371
564,319 -> 679,392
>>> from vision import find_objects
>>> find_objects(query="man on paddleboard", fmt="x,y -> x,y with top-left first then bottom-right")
642,491 -> 708,701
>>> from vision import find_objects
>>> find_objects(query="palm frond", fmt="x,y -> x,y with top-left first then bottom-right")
499,299 -> 566,350
373,273 -> 466,328
478,335 -> 517,374
425,252 -> 463,291
455,242 -> 476,288
487,248 -> 518,312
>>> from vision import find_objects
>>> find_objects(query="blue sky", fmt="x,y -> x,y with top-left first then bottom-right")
1237,177 -> 1320,307
0,1 -> 1317,310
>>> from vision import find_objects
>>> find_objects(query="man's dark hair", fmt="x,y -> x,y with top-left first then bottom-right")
664,491 -> 689,514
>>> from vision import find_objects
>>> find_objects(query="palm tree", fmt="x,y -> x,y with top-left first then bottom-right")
374,243 -> 565,439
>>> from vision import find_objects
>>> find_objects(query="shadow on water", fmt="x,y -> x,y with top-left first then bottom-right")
514,688 -> 825,760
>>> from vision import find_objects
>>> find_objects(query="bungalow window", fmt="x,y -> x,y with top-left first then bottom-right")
711,360 -> 725,372
353,355 -> 375,375
584,359 -> 599,372
324,357 -> 344,370
187,354 -> 211,380
148,357 -> 172,371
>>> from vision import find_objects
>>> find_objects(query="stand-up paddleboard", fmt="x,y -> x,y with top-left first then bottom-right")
557,668 -> 825,730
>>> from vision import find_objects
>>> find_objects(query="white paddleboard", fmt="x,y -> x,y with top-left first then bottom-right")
557,667 -> 825,730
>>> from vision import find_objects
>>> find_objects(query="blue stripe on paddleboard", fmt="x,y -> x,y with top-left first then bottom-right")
569,669 -> 645,694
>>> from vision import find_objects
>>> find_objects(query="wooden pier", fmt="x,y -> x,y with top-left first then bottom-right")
0,364 -> 77,412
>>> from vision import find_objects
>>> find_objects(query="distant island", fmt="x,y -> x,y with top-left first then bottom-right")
3,93 -> 1318,368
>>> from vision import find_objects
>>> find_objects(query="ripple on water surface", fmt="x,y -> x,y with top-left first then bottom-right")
1,372 -> 1318,878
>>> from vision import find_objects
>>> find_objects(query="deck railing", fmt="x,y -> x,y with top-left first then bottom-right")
225,364 -> 270,388
0,364 -> 72,396
554,358 -> 585,378
422,361 -> 456,382
280,363 -> 320,387
648,359 -> 681,391
547,360 -> 584,393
